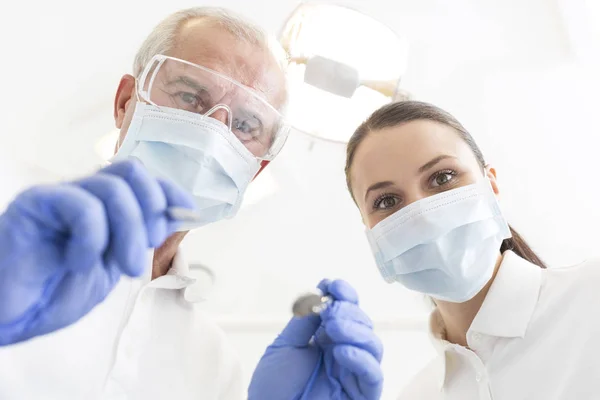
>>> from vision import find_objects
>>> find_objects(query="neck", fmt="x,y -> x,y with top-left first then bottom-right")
151,231 -> 188,280
434,253 -> 504,347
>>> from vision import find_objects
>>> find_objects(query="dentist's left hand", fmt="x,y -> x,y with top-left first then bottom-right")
248,279 -> 384,399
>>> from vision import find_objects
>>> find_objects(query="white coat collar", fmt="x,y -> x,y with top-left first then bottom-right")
142,248 -> 199,301
428,251 -> 543,391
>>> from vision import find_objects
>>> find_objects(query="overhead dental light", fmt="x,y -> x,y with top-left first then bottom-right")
279,2 -> 410,143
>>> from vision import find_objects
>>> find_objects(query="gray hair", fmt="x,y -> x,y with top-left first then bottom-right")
133,7 -> 287,78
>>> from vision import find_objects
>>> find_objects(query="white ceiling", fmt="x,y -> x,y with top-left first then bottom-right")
1,0 -> 599,323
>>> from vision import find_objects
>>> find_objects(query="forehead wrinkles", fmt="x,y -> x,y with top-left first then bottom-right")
219,50 -> 281,102
171,45 -> 281,108
163,61 -> 232,93
170,23 -> 277,90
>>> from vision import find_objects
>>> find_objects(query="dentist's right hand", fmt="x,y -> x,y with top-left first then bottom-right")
249,280 -> 384,400
0,159 -> 196,346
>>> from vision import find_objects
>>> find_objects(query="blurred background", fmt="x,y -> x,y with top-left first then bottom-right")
1,0 -> 599,397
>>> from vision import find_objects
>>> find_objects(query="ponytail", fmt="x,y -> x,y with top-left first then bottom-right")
501,225 -> 546,268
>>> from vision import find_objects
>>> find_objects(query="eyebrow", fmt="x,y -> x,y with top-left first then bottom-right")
364,181 -> 395,202
418,155 -> 457,173
363,155 -> 457,202
168,75 -> 207,92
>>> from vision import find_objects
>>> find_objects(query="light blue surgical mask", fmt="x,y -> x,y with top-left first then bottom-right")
365,180 -> 512,303
112,102 -> 261,229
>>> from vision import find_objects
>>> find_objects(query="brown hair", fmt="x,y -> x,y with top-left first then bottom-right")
345,101 -> 546,268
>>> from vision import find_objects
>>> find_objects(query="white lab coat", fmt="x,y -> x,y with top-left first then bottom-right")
0,250 -> 243,400
398,251 -> 600,400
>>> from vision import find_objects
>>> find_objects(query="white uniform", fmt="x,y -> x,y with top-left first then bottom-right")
0,250 -> 243,400
399,251 -> 600,400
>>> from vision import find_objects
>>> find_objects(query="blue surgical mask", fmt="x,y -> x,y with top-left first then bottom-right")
365,180 -> 512,303
112,102 -> 261,229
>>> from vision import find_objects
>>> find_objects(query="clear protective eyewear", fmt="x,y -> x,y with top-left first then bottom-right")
137,54 -> 290,161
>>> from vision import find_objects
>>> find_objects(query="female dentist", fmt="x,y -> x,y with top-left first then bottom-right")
344,100 -> 600,399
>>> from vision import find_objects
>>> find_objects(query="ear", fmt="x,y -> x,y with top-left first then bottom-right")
485,165 -> 500,195
114,74 -> 136,129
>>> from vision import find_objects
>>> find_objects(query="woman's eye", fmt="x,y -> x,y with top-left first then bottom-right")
431,171 -> 456,187
374,195 -> 399,210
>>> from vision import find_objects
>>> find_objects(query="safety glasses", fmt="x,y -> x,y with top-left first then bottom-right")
137,54 -> 291,161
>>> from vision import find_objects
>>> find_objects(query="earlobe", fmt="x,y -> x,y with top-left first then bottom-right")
114,74 -> 136,129
485,166 -> 500,195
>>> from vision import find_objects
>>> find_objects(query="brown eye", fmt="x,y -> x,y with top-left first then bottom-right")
374,195 -> 399,210
431,170 -> 457,188
435,173 -> 451,186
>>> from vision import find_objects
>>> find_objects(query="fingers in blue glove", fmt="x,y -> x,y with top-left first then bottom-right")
155,178 -> 197,234
318,301 -> 382,362
3,184 -> 109,275
273,314 -> 322,347
101,160 -> 168,248
325,317 -> 383,362
75,173 -> 147,277
333,345 -> 383,399
320,301 -> 373,328
318,279 -> 359,304
317,278 -> 332,293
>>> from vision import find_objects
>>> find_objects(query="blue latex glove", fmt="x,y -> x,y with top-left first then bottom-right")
248,279 -> 384,400
0,159 -> 196,346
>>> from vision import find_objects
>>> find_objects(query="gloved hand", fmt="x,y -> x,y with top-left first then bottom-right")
248,279 -> 384,400
0,159 -> 196,346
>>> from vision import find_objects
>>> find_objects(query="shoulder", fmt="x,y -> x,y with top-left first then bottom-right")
397,357 -> 443,400
535,257 -> 600,317
543,257 -> 600,292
